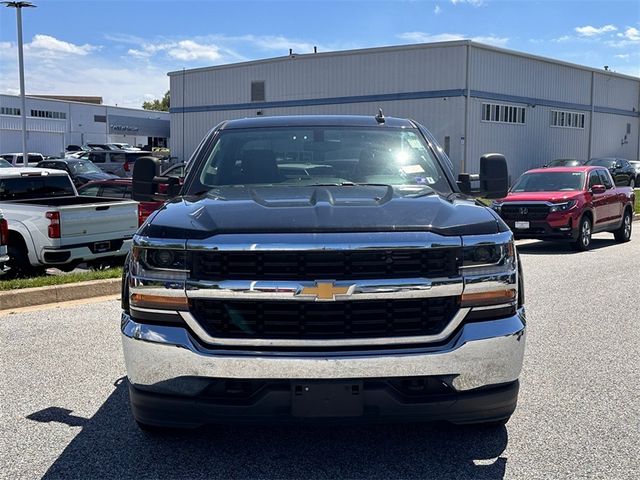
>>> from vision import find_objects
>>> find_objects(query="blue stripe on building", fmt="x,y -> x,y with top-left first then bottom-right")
170,89 -> 640,118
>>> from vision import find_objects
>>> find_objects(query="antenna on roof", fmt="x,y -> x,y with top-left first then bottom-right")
375,108 -> 385,124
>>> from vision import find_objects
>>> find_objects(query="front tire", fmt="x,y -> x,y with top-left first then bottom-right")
571,216 -> 592,251
630,178 -> 636,189
613,210 -> 632,242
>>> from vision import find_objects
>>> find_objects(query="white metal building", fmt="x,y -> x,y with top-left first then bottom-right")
0,94 -> 170,157
168,40 -> 640,178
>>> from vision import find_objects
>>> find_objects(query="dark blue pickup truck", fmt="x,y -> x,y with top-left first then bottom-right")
121,114 -> 526,430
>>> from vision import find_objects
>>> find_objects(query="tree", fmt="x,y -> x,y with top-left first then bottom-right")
142,90 -> 170,111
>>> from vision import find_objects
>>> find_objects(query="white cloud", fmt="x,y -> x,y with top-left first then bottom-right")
450,0 -> 484,6
398,32 -> 509,47
28,34 -> 97,55
167,40 -> 221,61
614,54 -> 630,59
0,34 -> 99,61
574,24 -> 617,37
434,5 -> 442,15
620,26 -> 640,41
551,35 -> 572,43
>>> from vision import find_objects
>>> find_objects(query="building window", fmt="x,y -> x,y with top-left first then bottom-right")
251,81 -> 265,102
0,107 -> 21,116
481,103 -> 525,124
29,109 -> 66,119
94,115 -> 107,123
551,110 -> 585,129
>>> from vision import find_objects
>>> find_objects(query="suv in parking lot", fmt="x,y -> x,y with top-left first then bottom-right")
85,150 -> 151,177
493,166 -> 634,250
122,114 -> 526,430
585,157 -> 636,187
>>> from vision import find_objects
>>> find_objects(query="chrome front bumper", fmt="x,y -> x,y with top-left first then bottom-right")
121,308 -> 526,396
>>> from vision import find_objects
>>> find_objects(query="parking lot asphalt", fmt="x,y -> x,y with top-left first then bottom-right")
1,233 -> 638,480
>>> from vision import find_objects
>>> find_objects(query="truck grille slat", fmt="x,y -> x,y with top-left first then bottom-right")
190,297 -> 458,340
191,248 -> 460,281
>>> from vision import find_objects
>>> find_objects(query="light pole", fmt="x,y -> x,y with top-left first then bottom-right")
2,1 -> 36,166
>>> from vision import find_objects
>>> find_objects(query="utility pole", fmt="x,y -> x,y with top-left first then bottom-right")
2,1 -> 36,166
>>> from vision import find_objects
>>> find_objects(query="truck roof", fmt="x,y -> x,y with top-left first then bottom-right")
221,115 -> 416,130
0,167 -> 69,178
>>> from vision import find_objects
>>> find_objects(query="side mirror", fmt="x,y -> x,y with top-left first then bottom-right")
457,153 -> 509,199
591,184 -> 606,195
132,156 -> 172,202
480,153 -> 509,199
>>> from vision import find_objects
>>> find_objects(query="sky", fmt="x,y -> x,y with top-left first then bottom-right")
0,0 -> 639,108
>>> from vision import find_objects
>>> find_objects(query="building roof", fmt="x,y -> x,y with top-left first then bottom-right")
168,40 -> 640,83
31,95 -> 103,104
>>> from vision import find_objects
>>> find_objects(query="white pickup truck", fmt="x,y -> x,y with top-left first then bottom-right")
0,168 -> 138,277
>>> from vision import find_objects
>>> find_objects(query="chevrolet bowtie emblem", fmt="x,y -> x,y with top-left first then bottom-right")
298,281 -> 351,301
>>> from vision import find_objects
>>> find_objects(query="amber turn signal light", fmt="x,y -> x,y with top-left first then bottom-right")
461,289 -> 517,307
131,293 -> 190,310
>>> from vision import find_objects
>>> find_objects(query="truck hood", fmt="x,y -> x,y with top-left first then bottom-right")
140,185 -> 504,239
501,191 -> 584,203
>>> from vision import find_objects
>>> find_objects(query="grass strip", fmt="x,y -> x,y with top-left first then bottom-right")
0,268 -> 122,291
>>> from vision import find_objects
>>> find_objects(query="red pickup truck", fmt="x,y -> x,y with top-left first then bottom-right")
492,166 -> 635,250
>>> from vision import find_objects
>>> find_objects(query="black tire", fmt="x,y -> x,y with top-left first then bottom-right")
571,215 -> 592,251
4,245 -> 35,279
630,177 -> 636,189
613,209 -> 632,242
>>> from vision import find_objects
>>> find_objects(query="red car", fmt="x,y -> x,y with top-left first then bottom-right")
493,166 -> 635,250
77,179 -> 163,226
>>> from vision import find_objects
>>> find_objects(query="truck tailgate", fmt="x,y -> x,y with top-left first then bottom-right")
59,200 -> 138,240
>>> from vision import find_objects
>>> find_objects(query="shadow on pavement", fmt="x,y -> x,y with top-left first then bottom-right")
516,237 -> 618,255
35,379 -> 509,480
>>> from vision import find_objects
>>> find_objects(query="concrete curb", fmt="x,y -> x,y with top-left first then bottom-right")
0,278 -> 121,311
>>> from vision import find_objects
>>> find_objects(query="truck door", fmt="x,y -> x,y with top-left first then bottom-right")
588,170 -> 607,226
598,169 -> 619,224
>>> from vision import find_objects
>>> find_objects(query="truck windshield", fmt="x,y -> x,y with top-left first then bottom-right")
194,127 -> 452,194
0,175 -> 75,201
511,172 -> 585,192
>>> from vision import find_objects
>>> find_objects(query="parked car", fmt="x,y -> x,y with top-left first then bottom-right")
85,150 -> 154,177
77,178 -> 163,226
122,114 -> 526,430
543,158 -> 583,168
66,144 -> 85,152
629,160 -> 640,186
157,162 -> 186,194
109,143 -> 141,151
0,167 -> 138,277
0,159 -> 12,168
585,157 -> 636,187
493,166 -> 634,250
86,143 -> 116,151
0,210 -> 8,272
36,158 -> 117,187
0,152 -> 45,167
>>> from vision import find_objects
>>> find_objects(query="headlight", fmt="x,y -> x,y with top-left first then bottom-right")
461,241 -> 514,271
490,201 -> 502,213
131,246 -> 188,281
461,237 -> 518,312
129,246 -> 189,310
549,200 -> 576,213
